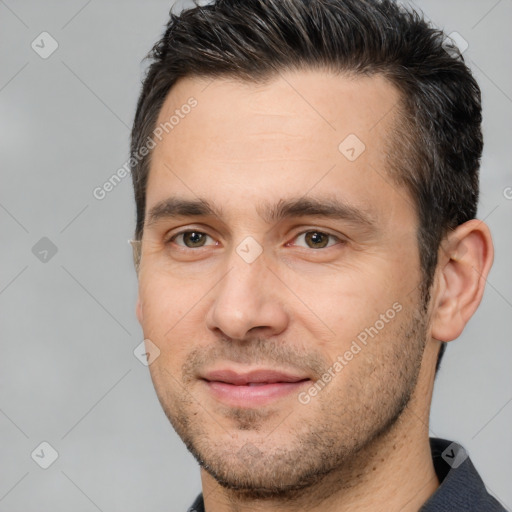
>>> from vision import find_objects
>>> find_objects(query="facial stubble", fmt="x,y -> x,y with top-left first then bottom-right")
150,298 -> 429,500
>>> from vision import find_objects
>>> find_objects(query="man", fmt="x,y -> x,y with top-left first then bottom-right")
130,0 -> 504,510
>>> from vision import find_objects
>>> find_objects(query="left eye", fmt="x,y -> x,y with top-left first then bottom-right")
292,231 -> 341,249
170,231 -> 216,248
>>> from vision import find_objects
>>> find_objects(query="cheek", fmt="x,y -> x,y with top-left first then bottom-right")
288,265 -> 395,330
139,272 -> 187,312
138,272 -> 211,371
289,269 -> 413,376
138,274 -> 190,340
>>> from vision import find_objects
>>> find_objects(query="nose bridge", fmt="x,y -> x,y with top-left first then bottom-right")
206,242 -> 288,340
217,245 -> 270,315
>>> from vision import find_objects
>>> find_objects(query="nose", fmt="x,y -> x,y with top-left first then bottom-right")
205,249 -> 289,341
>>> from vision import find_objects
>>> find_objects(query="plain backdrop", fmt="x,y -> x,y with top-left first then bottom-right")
1,1 -> 511,510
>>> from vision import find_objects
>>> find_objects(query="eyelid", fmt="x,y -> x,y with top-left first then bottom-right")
163,223 -> 215,239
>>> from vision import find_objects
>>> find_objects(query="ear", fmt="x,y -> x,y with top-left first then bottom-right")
136,295 -> 144,324
430,219 -> 494,342
129,239 -> 142,274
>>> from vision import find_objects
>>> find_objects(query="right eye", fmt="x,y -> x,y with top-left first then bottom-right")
167,230 -> 217,249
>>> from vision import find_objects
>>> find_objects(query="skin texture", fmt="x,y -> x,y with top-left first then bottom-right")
135,70 -> 494,511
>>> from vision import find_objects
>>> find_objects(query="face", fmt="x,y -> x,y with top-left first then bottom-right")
136,70 -> 431,496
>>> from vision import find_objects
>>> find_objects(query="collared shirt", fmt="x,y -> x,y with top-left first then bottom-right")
187,438 -> 507,511
419,438 -> 506,511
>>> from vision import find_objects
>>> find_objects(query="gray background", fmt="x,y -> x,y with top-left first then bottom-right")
1,1 -> 511,510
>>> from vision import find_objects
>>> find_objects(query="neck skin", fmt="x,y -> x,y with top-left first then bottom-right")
200,343 -> 440,512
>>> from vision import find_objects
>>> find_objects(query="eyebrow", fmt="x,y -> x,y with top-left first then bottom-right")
146,195 -> 376,229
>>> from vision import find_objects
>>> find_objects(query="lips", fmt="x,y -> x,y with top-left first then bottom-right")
202,368 -> 309,386
201,368 -> 311,406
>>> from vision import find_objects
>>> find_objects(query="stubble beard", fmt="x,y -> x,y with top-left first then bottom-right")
151,295 -> 430,501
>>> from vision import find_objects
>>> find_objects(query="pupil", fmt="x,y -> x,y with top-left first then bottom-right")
186,232 -> 204,247
307,232 -> 327,248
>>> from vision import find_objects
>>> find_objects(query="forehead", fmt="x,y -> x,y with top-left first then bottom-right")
146,69 -> 412,228
155,69 -> 401,153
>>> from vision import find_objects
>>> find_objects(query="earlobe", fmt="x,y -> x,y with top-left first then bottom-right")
430,219 -> 494,342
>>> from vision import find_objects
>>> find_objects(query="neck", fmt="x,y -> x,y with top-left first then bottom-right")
200,403 -> 439,512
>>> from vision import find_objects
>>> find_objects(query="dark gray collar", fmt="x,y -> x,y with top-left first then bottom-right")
419,437 -> 506,511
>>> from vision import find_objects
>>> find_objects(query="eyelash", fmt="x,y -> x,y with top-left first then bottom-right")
165,229 -> 345,250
